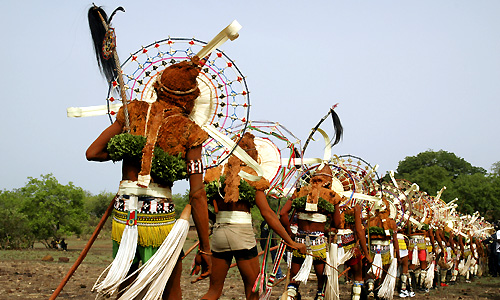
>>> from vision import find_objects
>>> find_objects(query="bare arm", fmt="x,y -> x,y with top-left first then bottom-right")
279,196 -> 294,238
257,190 -> 305,253
332,203 -> 341,228
354,205 -> 371,263
86,121 -> 123,161
186,146 -> 211,254
391,219 -> 400,260
428,229 -> 436,253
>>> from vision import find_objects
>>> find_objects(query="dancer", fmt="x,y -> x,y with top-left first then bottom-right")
201,132 -> 306,300
365,198 -> 400,299
396,225 -> 414,297
335,204 -> 371,300
87,53 -> 212,298
280,165 -> 342,300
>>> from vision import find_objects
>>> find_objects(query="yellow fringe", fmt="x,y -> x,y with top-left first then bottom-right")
112,219 -> 174,248
293,243 -> 327,260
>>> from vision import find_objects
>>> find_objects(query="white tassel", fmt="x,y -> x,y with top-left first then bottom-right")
458,259 -> 466,276
424,261 -> 435,289
117,205 -> 191,300
286,251 -> 293,270
338,248 -> 353,265
324,243 -> 339,300
411,247 -> 419,266
293,253 -> 313,284
377,258 -> 397,300
93,225 -> 138,298
370,251 -> 383,278
93,196 -> 139,299
337,245 -> 345,264
461,256 -> 474,276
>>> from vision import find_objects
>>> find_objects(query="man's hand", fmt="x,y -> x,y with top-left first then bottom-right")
365,253 -> 373,265
292,241 -> 307,255
190,251 -> 212,283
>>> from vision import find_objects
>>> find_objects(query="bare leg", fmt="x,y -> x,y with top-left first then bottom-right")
201,256 -> 231,300
313,263 -> 326,293
163,258 -> 183,300
351,260 -> 363,282
235,256 -> 261,300
117,262 -> 139,298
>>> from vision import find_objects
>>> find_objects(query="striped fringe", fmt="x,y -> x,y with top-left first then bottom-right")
338,247 -> 354,265
458,258 -> 467,276
253,235 -> 270,295
260,241 -> 287,300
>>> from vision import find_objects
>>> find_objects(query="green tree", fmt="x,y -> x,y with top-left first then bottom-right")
0,190 -> 34,249
84,191 -> 115,218
401,165 -> 453,198
397,150 -> 486,179
19,174 -> 88,248
173,191 -> 189,218
491,161 -> 500,176
395,151 -> 499,222
447,173 -> 499,218
83,191 -> 115,234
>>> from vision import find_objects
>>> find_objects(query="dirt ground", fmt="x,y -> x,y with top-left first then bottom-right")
1,234 -> 499,300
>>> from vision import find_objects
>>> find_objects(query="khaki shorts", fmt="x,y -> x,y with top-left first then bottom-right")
211,222 -> 256,252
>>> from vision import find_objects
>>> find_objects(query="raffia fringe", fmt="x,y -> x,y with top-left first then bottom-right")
424,261 -> 435,289
411,247 -> 419,266
117,218 -> 190,300
325,243 -> 339,300
93,225 -> 138,298
378,258 -> 397,300
293,253 -> 313,284
112,221 -> 173,248
370,253 -> 383,278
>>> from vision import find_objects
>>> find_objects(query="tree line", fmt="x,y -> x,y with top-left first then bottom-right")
1,150 -> 498,249
390,150 -> 500,221
0,174 -> 188,250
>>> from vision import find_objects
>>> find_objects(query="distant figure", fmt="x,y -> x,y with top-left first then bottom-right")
490,221 -> 500,277
59,238 -> 68,251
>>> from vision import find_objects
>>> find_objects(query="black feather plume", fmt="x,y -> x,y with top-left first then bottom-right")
88,5 -> 118,83
330,108 -> 343,146
108,6 -> 125,23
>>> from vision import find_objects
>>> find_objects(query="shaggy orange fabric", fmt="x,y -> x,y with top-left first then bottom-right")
294,185 -> 342,206
116,101 -> 208,159
203,132 -> 270,203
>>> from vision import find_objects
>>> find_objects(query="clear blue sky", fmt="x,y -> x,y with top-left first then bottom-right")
1,1 -> 499,195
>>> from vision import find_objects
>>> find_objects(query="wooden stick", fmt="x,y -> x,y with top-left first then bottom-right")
182,241 -> 200,260
229,245 -> 280,268
49,195 -> 116,300
337,266 -> 351,278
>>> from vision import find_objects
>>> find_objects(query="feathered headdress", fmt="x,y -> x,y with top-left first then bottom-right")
88,5 -> 125,83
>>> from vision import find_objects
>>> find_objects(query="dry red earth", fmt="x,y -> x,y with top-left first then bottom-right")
1,234 -> 499,300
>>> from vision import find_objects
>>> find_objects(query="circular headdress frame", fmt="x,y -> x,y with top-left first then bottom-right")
105,38 -> 251,169
332,154 -> 382,198
295,162 -> 356,208
381,182 -> 407,228
232,121 -> 304,198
